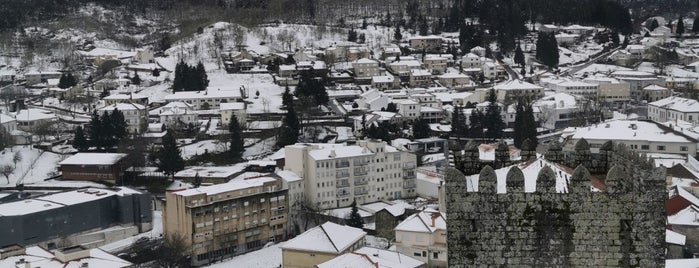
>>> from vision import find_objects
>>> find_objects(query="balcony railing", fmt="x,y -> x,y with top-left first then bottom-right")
354,169 -> 368,176
336,191 -> 350,198
403,171 -> 416,179
337,161 -> 350,168
354,178 -> 368,185
353,160 -> 369,166
403,163 -> 416,169
403,182 -> 416,189
336,180 -> 350,188
355,188 -> 368,195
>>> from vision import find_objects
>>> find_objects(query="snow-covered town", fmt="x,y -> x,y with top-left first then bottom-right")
0,0 -> 699,267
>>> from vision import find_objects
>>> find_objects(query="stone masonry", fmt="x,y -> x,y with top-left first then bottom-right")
445,142 -> 666,267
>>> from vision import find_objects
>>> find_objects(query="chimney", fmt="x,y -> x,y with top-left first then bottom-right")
431,213 -> 439,227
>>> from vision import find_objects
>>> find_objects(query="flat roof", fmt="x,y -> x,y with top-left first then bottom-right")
59,153 -> 127,166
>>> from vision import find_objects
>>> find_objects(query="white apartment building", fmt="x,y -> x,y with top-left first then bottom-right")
219,102 -> 247,128
99,103 -> 147,134
393,99 -> 421,120
562,120 -> 698,155
482,61 -> 505,81
461,53 -> 482,68
394,211 -> 447,267
352,58 -> 380,78
164,88 -> 243,110
423,55 -> 448,74
648,96 -> 699,124
371,75 -> 400,91
389,59 -> 422,76
284,140 -> 418,209
611,70 -> 664,101
494,79 -> 545,103
547,79 -> 598,99
155,102 -> 198,128
583,76 -> 631,108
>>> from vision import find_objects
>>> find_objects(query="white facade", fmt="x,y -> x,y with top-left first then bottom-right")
156,102 -> 198,128
99,103 -> 147,134
423,55 -> 448,74
164,88 -> 243,110
284,140 -> 418,209
648,96 -> 699,124
611,71 -> 664,101
394,99 -> 421,120
352,58 -> 380,78
394,211 -> 447,267
219,102 -> 247,127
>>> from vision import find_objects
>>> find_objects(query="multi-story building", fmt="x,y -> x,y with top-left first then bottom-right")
611,70 -> 664,101
0,187 -> 152,249
438,72 -> 471,89
394,210 -> 447,267
15,108 -> 57,132
584,76 -> 631,108
103,92 -> 149,106
409,36 -> 443,53
642,84 -> 671,102
164,88 -> 243,110
155,101 -> 198,129
562,119 -> 698,155
494,79 -> 544,103
60,153 -> 129,183
409,69 -> 432,88
164,176 -> 288,266
648,96 -> 699,124
482,61 -> 505,81
284,140 -> 418,209
371,75 -> 400,91
98,102 -> 147,134
394,99 -> 421,120
423,55 -> 448,74
220,102 -> 247,128
352,58 -> 380,78
461,53 -> 482,68
547,79 -> 598,99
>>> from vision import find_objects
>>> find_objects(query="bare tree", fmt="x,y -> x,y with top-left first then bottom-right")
0,164 -> 14,184
12,151 -> 21,168
156,233 -> 191,268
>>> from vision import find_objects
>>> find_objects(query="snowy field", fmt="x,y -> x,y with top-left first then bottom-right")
0,146 -> 66,186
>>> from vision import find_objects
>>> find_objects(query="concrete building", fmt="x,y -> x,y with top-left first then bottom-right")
103,92 -> 149,106
394,99 -> 421,120
438,72 -> 471,90
494,79 -> 545,103
220,102 -> 247,128
24,71 -> 62,86
352,58 -> 380,78
534,92 -> 580,130
482,62 -> 505,81
394,211 -> 447,267
642,84 -> 671,102
164,176 -> 288,266
423,55 -> 448,74
648,96 -> 699,124
164,88 -> 243,110
409,36 -> 443,53
357,89 -> 390,111
372,75 -> 400,91
0,114 -> 17,134
562,120 -> 698,155
284,140 -> 418,209
611,70 -> 664,101
15,108 -> 57,132
281,221 -> 366,268
409,69 -> 432,88
155,101 -> 198,129
98,103 -> 148,134
0,187 -> 152,249
584,76 -> 631,108
59,153 -> 129,183
461,53 -> 482,68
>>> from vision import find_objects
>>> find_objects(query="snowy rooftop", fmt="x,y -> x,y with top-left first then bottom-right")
77,47 -> 136,59
317,247 -> 423,268
304,143 -> 385,161
643,84 -> 668,91
410,69 -> 431,76
353,58 -> 379,64
103,92 -> 148,100
372,75 -> 396,83
574,64 -> 630,76
98,102 -> 146,111
174,176 -> 277,197
649,96 -> 699,113
494,79 -> 543,91
174,165 -> 247,179
438,72 -> 469,79
219,102 -> 245,110
282,221 -> 366,254
394,211 -> 446,233
667,229 -> 686,245
567,120 -> 696,143
276,169 -> 303,183
59,153 -> 127,166
0,187 -> 141,216
15,108 -> 56,122
164,88 -> 242,100
0,246 -> 131,268
535,92 -> 578,109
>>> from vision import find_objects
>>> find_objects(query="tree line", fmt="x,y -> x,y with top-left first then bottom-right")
73,109 -> 128,152
173,61 -> 209,92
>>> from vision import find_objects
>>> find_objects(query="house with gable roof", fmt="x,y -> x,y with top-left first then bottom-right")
282,221 -> 366,268
394,210 -> 448,267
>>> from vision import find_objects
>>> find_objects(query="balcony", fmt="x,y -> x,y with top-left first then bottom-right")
353,160 -> 369,166
336,170 -> 350,178
336,180 -> 350,188
403,171 -> 416,179
337,161 -> 350,168
403,163 -> 416,170
336,190 -> 350,198
355,188 -> 368,195
403,182 -> 416,189
354,169 -> 368,176
354,177 -> 368,186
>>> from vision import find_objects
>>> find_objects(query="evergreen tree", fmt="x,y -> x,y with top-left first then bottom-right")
514,41 -> 525,67
131,72 -> 141,85
361,18 -> 368,29
277,105 -> 300,148
88,111 -> 102,150
109,108 -> 129,143
99,112 -> 115,150
677,16 -> 685,37
468,109 -> 484,138
345,200 -> 364,229
347,28 -> 358,42
152,68 -> 160,77
195,61 -> 209,91
536,32 -> 559,69
484,89 -> 504,140
58,72 -> 76,89
394,27 -> 403,41
228,114 -> 245,159
73,126 -> 89,152
693,17 -> 699,33
648,19 -> 659,32
419,16 -> 429,36
513,102 -> 525,148
173,60 -> 186,91
385,102 -> 398,113
451,105 -> 464,139
157,132 -> 184,178
295,70 -> 328,105
412,118 -> 431,139
523,104 -> 538,147
513,101 -> 538,149
282,85 -> 293,108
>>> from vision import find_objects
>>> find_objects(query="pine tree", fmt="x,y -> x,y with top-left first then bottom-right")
648,19 -> 659,32
348,28 -> 358,42
394,27 -> 403,41
419,16 -> 429,36
131,72 -> 141,85
152,68 -> 160,77
345,200 -> 364,229
513,102 -> 525,148
73,126 -> 89,152
514,41 -> 525,67
523,104 -> 538,147
109,108 -> 129,142
468,109 -> 484,138
277,105 -> 300,148
282,85 -> 293,108
58,73 -> 76,89
99,112 -> 114,150
412,118 -> 431,139
361,18 -> 368,29
451,105 -> 463,139
228,114 -> 245,159
196,61 -> 209,91
484,89 -> 504,140
157,132 -> 184,178
88,111 -> 102,150
677,16 -> 685,37
173,60 -> 185,91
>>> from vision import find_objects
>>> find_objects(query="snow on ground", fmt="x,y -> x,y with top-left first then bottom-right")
180,140 -> 227,160
137,82 -> 171,103
243,137 -> 276,160
0,146 -> 65,186
365,235 -> 390,249
101,210 -> 163,252
204,242 -> 284,268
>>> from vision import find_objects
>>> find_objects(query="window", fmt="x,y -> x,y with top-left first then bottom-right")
414,252 -> 421,257
657,145 -> 665,151
433,252 -> 439,259
641,145 -> 649,150
681,146 -> 689,152
422,251 -> 427,257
